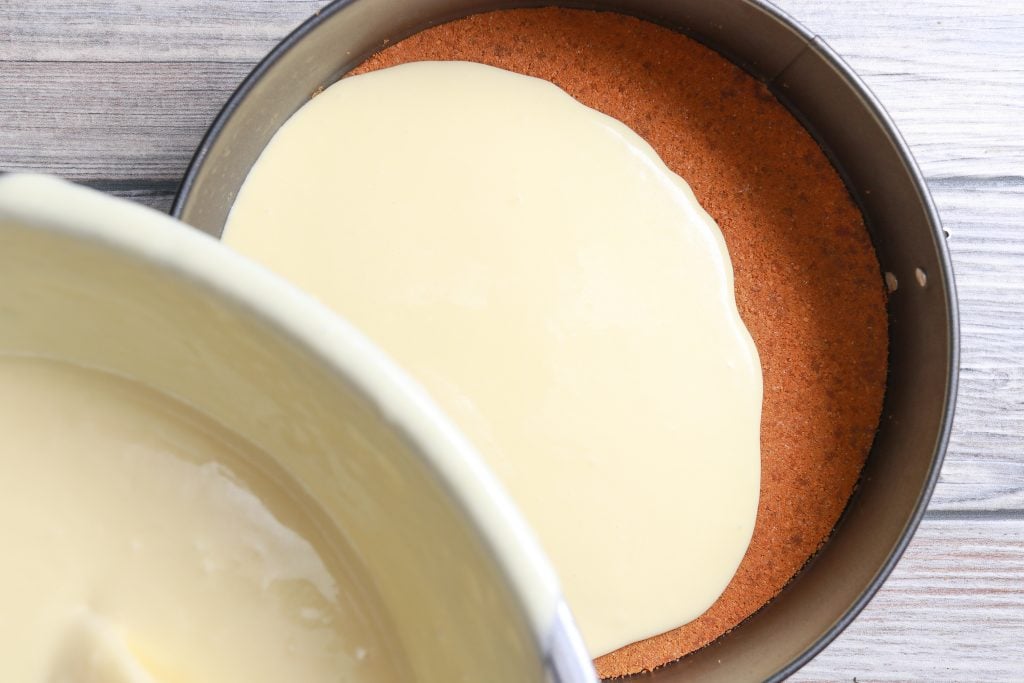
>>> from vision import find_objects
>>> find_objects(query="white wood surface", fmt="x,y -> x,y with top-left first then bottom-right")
2,0 -> 1022,679
794,517 -> 1024,681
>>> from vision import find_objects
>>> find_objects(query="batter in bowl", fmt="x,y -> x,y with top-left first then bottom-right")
0,356 -> 406,682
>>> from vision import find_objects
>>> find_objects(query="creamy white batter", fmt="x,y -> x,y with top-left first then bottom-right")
225,61 -> 763,657
0,357 -> 403,682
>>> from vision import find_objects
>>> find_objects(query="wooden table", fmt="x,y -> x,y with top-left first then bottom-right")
2,1 -> 1022,679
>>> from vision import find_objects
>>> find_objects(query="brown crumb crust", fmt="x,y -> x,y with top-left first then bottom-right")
353,8 -> 888,678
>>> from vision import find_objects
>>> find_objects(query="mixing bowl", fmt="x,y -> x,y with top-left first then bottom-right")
0,173 -> 597,683
170,1 -> 959,680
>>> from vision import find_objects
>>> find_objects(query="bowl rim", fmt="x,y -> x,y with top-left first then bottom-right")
0,172 -> 597,683
170,1 -> 960,679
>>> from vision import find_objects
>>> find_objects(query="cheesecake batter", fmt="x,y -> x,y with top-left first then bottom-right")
0,356 -> 403,682
225,61 -> 763,658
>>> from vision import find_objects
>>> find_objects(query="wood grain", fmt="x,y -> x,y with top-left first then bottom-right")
794,516 -> 1024,681
4,1 -> 1022,179
934,182 -> 1024,513
2,0 -> 1023,679
0,0 -> 323,62
778,0 -> 1024,179
0,61 -> 249,180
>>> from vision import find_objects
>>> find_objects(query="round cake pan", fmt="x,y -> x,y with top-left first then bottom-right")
172,1 -> 959,680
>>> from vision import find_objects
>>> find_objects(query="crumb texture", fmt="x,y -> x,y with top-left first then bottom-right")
356,8 -> 888,678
